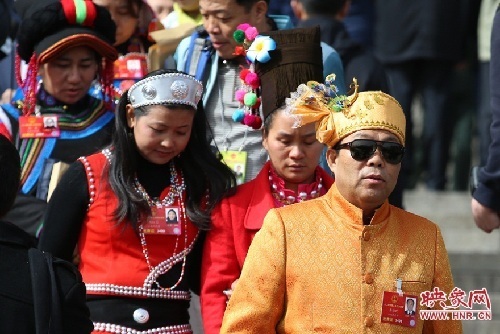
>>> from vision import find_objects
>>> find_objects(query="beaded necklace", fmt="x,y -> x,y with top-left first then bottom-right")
133,163 -> 186,206
134,162 -> 189,290
269,167 -> 324,207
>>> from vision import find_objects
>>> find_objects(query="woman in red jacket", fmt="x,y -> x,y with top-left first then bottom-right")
200,26 -> 336,334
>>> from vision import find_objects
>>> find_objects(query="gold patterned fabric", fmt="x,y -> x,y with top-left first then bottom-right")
220,184 -> 462,333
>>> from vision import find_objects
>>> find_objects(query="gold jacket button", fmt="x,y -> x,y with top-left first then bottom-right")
364,273 -> 374,284
364,316 -> 374,327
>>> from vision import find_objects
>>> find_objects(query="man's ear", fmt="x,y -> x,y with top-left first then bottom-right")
326,148 -> 337,173
126,105 -> 135,128
253,0 -> 269,27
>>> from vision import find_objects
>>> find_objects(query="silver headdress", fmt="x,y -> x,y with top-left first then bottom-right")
128,73 -> 204,109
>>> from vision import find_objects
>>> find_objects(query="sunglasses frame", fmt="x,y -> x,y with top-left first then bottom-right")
334,139 -> 405,165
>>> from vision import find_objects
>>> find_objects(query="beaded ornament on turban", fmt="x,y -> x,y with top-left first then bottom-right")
285,75 -> 406,147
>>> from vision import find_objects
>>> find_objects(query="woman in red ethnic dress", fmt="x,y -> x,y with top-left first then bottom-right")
200,26 -> 335,334
39,69 -> 236,333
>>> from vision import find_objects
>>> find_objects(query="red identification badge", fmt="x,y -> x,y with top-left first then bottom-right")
19,115 -> 60,138
381,291 -> 418,328
143,206 -> 181,235
114,54 -> 148,80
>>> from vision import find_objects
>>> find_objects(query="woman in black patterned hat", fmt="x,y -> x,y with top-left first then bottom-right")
0,0 -> 118,239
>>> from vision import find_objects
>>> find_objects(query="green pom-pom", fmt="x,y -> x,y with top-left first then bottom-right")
244,92 -> 257,107
233,30 -> 245,44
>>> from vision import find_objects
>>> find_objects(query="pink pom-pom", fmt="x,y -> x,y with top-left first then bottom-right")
243,114 -> 256,126
235,89 -> 246,103
245,27 -> 259,41
236,23 -> 251,31
245,72 -> 260,89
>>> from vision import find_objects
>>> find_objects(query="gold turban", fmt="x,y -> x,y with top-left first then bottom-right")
285,75 -> 406,147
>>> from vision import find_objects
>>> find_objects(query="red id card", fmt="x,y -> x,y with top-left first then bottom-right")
143,206 -> 181,235
19,115 -> 60,138
381,291 -> 418,328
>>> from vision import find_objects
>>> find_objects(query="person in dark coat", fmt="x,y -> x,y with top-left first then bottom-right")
291,0 -> 389,93
472,7 -> 500,234
374,0 -> 466,192
0,134 -> 93,333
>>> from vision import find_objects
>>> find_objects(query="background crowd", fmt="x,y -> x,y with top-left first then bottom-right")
0,0 -> 493,195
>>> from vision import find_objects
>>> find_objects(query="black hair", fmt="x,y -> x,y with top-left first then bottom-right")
0,135 -> 20,218
109,69 -> 236,231
262,106 -> 283,136
298,0 -> 346,16
235,0 -> 270,12
258,27 -> 323,135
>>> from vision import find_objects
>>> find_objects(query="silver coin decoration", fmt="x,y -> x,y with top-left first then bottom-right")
133,308 -> 150,324
171,80 -> 189,100
141,84 -> 157,100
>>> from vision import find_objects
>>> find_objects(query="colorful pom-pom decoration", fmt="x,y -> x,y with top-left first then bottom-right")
243,114 -> 256,126
244,92 -> 258,107
239,68 -> 250,80
232,109 -> 246,122
233,30 -> 245,44
236,23 -> 251,32
245,27 -> 259,41
234,46 -> 246,57
235,89 -> 247,103
244,72 -> 260,89
232,23 -> 271,130
251,115 -> 263,130
253,97 -> 261,110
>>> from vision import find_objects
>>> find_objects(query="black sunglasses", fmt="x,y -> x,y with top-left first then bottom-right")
334,139 -> 405,165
